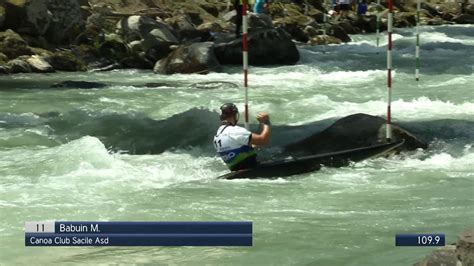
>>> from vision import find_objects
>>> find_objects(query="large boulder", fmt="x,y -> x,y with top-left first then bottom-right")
117,15 -> 178,43
97,34 -> 129,61
214,28 -> 300,66
26,55 -> 54,73
326,24 -> 351,43
350,15 -> 381,33
414,245 -> 459,266
118,15 -> 178,62
456,227 -> 474,265
0,29 -> 33,59
465,4 -> 474,16
421,3 -> 442,18
248,13 -> 274,29
284,113 -> 427,155
44,51 -> 86,71
0,52 -> 8,64
46,0 -> 85,44
7,58 -> 32,73
2,0 -> 51,36
273,15 -> 316,42
165,14 -> 211,42
153,42 -> 221,75
337,20 -> 359,34
452,14 -> 474,24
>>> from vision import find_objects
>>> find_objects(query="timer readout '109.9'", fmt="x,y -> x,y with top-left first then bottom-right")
395,234 -> 445,246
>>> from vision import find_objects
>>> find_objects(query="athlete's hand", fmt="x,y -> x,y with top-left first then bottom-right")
256,112 -> 270,124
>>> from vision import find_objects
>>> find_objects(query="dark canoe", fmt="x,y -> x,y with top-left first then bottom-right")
217,139 -> 405,180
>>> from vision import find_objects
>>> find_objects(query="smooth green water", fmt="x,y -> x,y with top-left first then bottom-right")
0,25 -> 473,265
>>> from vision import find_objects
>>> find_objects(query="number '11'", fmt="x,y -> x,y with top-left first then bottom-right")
36,224 -> 45,232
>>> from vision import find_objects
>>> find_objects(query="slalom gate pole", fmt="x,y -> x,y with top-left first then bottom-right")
415,0 -> 421,81
242,0 -> 249,129
376,0 -> 380,50
386,0 -> 393,141
323,8 -> 327,54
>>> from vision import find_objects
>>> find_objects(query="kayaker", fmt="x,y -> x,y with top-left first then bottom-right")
213,103 -> 271,171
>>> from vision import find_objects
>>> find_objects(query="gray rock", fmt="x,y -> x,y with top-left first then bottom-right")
284,113 -> 428,155
154,42 -> 221,75
196,22 -> 224,33
456,227 -> 474,265
453,14 -> 474,24
147,28 -> 179,44
214,28 -> 300,66
309,35 -> 342,45
166,14 -> 211,42
128,40 -> 144,53
0,29 -> 33,60
304,25 -> 319,38
223,10 -> 237,23
0,65 -> 9,74
3,0 -> 51,36
44,51 -> 86,72
465,4 -> 474,16
248,13 -> 274,29
351,15 -> 381,33
26,55 -> 54,73
326,24 -> 351,43
0,52 -> 8,64
117,15 -> 178,43
7,58 -> 32,74
421,3 -> 442,17
98,36 -> 129,61
427,17 -> 446,26
414,245 -> 459,266
46,0 -> 85,44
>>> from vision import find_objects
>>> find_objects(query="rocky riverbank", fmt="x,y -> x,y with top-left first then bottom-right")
0,0 -> 473,75
415,227 -> 474,266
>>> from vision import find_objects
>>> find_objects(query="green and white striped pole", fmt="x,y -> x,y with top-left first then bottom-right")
415,0 -> 421,81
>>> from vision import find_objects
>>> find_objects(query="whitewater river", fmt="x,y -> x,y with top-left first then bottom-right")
0,25 -> 473,265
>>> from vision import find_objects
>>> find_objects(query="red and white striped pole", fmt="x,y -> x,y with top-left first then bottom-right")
242,0 -> 249,129
386,0 -> 394,141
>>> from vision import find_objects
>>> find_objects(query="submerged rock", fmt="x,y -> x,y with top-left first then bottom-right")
284,113 -> 428,155
214,28 -> 299,65
50,81 -> 107,89
154,42 -> 221,74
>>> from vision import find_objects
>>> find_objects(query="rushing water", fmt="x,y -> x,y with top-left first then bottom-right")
0,25 -> 473,265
